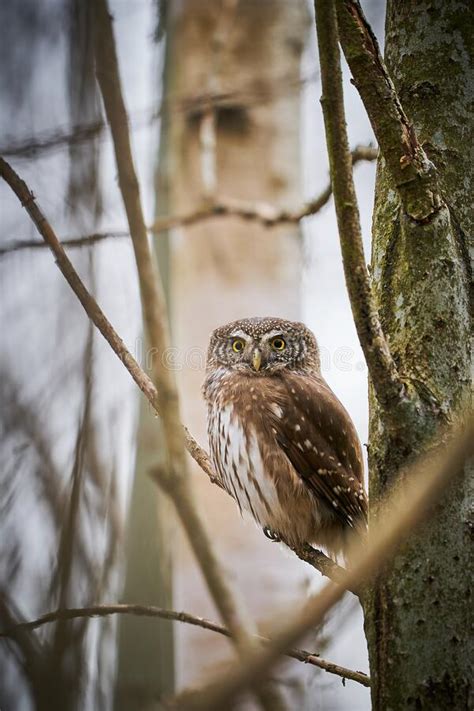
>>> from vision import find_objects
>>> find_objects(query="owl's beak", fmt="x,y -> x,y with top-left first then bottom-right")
252,348 -> 262,371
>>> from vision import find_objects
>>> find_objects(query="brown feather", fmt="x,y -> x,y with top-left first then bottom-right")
263,372 -> 367,530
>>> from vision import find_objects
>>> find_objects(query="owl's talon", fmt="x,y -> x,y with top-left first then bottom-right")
263,526 -> 281,542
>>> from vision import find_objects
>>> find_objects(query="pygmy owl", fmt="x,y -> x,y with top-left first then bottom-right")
203,317 -> 367,558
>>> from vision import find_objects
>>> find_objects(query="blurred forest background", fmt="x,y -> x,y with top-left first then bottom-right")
0,1 -> 385,709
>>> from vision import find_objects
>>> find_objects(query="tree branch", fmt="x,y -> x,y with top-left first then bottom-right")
0,230 -> 128,256
336,0 -> 442,222
0,603 -> 370,687
315,0 -> 408,416
284,541 -> 359,597
0,145 -> 377,256
93,0 -> 182,473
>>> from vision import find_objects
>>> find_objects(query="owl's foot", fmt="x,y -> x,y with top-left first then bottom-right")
263,526 -> 281,542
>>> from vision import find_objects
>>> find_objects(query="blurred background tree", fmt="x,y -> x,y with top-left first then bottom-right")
0,1 -> 144,708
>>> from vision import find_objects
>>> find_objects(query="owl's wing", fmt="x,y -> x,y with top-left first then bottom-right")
267,373 -> 367,530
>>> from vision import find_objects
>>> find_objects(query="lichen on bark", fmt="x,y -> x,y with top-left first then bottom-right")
366,1 -> 473,709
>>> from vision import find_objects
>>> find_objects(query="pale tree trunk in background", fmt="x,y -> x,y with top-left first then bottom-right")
114,46 -> 175,711
168,0 -> 308,441
366,2 -> 472,709
162,0 -> 314,701
114,411 -> 175,711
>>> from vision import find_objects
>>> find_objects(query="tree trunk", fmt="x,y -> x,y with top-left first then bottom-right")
366,2 -> 472,709
114,39 -> 175,710
114,410 -> 175,711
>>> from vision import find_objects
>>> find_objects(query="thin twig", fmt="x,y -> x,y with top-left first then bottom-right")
336,0 -> 442,222
178,418 -> 473,710
0,145 -> 377,257
0,594 -> 47,702
182,427 -> 221,487
0,231 -> 128,256
315,0 -> 407,416
0,603 -> 370,687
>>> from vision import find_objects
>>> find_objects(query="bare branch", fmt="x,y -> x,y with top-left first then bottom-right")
183,427 -> 222,488
284,541 -> 360,597
315,0 -> 408,416
336,0 -> 442,222
171,152 -> 377,227
178,418 -> 473,710
93,0 -> 182,465
0,603 -> 370,687
0,145 -> 377,257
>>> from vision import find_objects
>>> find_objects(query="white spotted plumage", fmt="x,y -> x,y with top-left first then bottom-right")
209,403 -> 281,526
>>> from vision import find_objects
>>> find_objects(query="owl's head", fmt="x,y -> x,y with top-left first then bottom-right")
206,316 -> 321,375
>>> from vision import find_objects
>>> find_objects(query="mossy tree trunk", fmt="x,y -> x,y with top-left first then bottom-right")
366,2 -> 472,709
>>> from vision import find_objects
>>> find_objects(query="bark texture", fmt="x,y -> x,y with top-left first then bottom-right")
366,2 -> 473,709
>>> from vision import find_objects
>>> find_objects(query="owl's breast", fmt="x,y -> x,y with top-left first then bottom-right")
205,372 -> 340,546
207,400 -> 283,527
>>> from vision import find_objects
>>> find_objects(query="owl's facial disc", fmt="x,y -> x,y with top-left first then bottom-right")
224,328 -> 291,373
207,317 -> 321,375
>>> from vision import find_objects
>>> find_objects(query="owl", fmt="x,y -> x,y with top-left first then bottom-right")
203,317 -> 367,559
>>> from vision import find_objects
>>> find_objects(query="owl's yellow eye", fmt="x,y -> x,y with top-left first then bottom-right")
232,338 -> 245,353
271,337 -> 286,351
